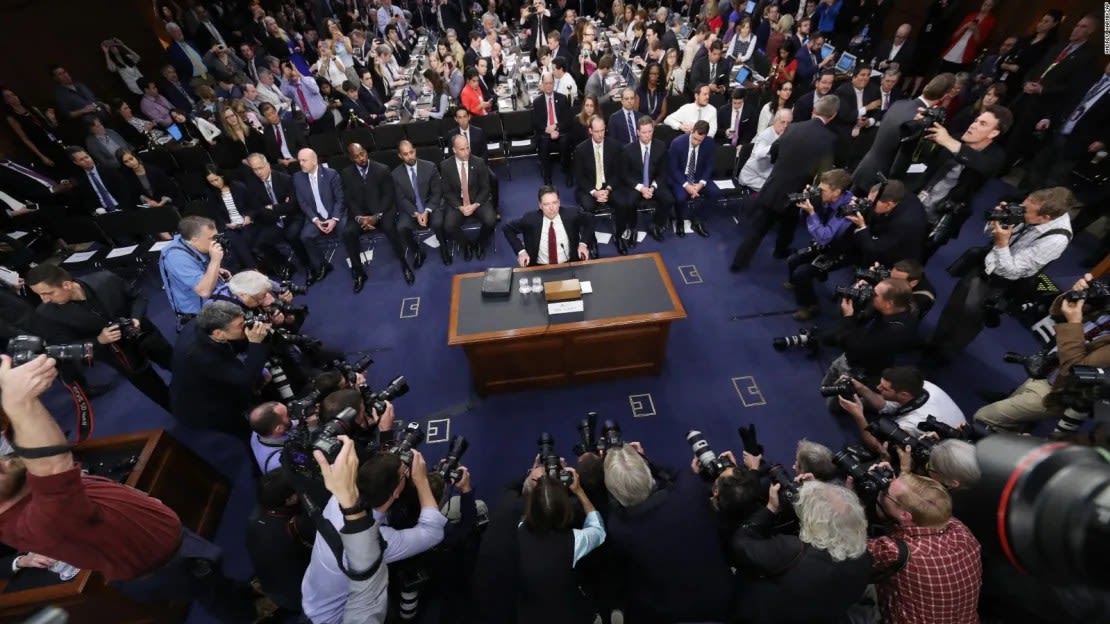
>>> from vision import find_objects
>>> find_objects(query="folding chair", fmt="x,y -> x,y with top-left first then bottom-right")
55,217 -> 111,270
406,119 -> 443,148
137,148 -> 179,174
371,149 -> 402,170
175,172 -> 210,200
137,205 -> 183,239
371,125 -> 407,151
340,127 -> 376,151
472,113 -> 509,175
654,124 -> 680,147
499,110 -> 534,158
415,146 -> 442,164
308,132 -> 342,158
326,154 -> 353,172
171,144 -> 212,172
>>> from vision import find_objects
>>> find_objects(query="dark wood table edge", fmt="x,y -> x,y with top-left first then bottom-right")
448,252 -> 687,345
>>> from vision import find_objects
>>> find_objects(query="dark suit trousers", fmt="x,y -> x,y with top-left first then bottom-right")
731,203 -> 799,269
443,204 -> 497,246
396,210 -> 444,252
105,325 -> 173,411
787,247 -> 824,308
1022,134 -> 1078,191
536,132 -> 571,183
674,182 -> 721,222
300,219 -> 363,275
280,215 -> 313,269
931,273 -> 993,357
344,215 -> 409,270
221,227 -> 256,271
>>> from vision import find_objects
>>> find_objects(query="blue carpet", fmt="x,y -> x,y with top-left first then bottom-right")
49,157 -> 1097,623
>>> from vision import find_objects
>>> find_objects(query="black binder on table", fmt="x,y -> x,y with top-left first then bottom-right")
481,267 -> 513,298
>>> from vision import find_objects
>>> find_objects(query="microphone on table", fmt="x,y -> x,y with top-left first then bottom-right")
561,241 -> 582,281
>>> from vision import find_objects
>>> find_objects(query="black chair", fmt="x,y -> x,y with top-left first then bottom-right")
666,94 -> 688,118
326,154 -> 353,171
406,119 -> 443,147
712,143 -> 736,179
371,149 -> 402,170
175,172 -> 210,200
95,211 -> 145,246
499,110 -> 534,158
171,144 -> 212,172
137,148 -> 178,174
181,199 -> 215,220
654,124 -> 680,146
308,132 -> 342,158
371,124 -> 407,151
601,99 -> 620,120
415,146 -> 442,164
137,205 -> 183,238
340,127 -> 376,151
472,113 -> 508,174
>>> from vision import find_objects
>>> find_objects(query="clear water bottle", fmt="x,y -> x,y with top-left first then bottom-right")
518,277 -> 531,295
531,277 -> 543,293
49,560 -> 79,581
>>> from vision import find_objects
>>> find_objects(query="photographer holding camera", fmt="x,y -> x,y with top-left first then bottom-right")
868,473 -> 982,624
929,188 -> 1075,364
212,269 -> 304,331
728,481 -> 871,624
838,365 -> 966,456
302,447 -> 445,623
159,215 -> 230,328
26,265 -> 173,411
248,401 -> 294,474
975,273 -> 1110,433
844,180 -> 929,267
170,300 -> 271,438
785,168 -> 854,321
890,259 -> 936,319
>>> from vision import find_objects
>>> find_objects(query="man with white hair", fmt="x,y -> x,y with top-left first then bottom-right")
739,108 -> 792,191
292,148 -> 357,289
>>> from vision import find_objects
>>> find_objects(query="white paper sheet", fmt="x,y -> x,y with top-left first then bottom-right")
715,179 -> 736,190
150,241 -> 170,252
580,281 -> 593,294
7,231 -> 28,240
595,232 -> 613,244
548,300 -> 584,315
510,140 -> 532,147
907,163 -> 928,174
106,245 -> 138,259
63,251 -> 97,263
423,236 -> 441,249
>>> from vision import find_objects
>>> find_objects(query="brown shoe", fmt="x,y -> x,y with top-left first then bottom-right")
792,305 -> 820,321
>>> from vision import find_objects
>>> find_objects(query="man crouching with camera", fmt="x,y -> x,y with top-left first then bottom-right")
784,168 -> 854,321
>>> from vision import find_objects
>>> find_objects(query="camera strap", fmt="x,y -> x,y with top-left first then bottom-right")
891,391 -> 930,417
871,538 -> 910,582
158,243 -> 208,317
61,379 -> 94,442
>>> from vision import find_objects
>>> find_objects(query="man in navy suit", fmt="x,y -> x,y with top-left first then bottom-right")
504,185 -> 595,266
165,23 -> 209,84
794,33 -> 831,88
668,121 -> 718,238
532,73 -> 573,186
607,89 -> 641,145
615,115 -> 674,243
244,154 -> 312,276
292,148 -> 350,286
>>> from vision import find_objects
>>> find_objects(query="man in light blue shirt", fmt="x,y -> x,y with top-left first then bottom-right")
158,216 -> 229,323
301,449 -> 446,623
248,401 -> 291,474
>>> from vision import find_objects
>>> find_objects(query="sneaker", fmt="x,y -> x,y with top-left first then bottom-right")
792,305 -> 819,321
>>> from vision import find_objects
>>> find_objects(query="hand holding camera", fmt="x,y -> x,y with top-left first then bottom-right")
313,434 -> 363,513
245,320 -> 271,343
0,354 -> 58,410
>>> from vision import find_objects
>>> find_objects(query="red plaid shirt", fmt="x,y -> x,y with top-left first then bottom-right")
868,518 -> 982,624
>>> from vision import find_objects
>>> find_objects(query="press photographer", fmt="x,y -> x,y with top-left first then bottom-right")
930,188 -> 1075,364
158,216 -> 231,327
245,470 -> 315,618
212,269 -> 307,332
843,179 -> 928,267
889,260 -> 936,319
27,265 -> 173,412
784,169 -> 854,321
975,273 -> 1110,434
728,481 -> 871,624
248,401 -> 294,474
169,301 -> 271,438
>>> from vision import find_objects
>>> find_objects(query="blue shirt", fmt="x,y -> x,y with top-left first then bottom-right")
518,510 -> 607,566
158,235 -> 209,314
804,192 -> 854,247
250,433 -> 287,474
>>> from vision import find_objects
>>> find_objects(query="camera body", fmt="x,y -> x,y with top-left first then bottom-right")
833,447 -> 894,503
818,369 -> 865,398
7,335 -> 93,367
867,417 -> 937,467
835,282 -> 875,308
313,406 -> 360,463
392,421 -> 425,465
686,430 -> 736,479
985,202 -> 1025,227
768,464 -> 800,505
1063,280 -> 1110,310
361,375 -> 409,417
537,432 -> 574,485
787,186 -> 822,207
111,317 -> 143,341
927,199 -> 966,247
212,232 -> 230,249
573,412 -> 599,456
436,435 -> 469,484
903,106 -> 948,138
277,280 -> 308,297
1002,350 -> 1058,380
853,266 -> 890,285
837,197 -> 873,219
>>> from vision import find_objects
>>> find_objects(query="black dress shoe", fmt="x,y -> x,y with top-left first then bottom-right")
692,220 -> 710,238
402,266 -> 415,285
463,242 -> 474,261
352,272 -> 366,294
414,248 -> 426,269
649,226 -> 665,242
476,242 -> 487,261
306,266 -> 321,285
675,220 -> 686,238
615,237 -> 628,255
627,230 -> 639,248
441,246 -> 453,265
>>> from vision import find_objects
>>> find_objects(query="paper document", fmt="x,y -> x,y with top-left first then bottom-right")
510,140 -> 532,148
580,281 -> 593,294
595,232 -> 612,245
682,220 -> 695,234
715,179 -> 736,190
150,241 -> 170,252
423,236 -> 441,249
106,245 -> 138,259
907,163 -> 928,174
7,231 -> 28,240
63,251 -> 97,263
548,300 -> 584,315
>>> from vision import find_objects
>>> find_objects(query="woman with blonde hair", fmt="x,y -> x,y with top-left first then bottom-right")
766,14 -> 794,62
212,103 -> 264,168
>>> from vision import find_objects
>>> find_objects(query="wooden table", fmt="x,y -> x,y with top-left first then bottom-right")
449,253 -> 686,394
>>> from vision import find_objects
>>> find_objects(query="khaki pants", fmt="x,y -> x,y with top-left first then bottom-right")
973,378 -> 1053,431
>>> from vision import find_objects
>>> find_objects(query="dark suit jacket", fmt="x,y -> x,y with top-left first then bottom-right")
905,142 -> 1006,208
833,82 -> 881,137
357,84 -> 386,119
758,118 -> 836,212
439,157 -> 491,212
463,47 -> 480,70
446,125 -> 488,159
574,137 -> 621,192
616,139 -> 668,203
159,79 -> 196,111
689,56 -> 732,92
206,180 -> 256,228
391,159 -> 443,216
794,46 -> 820,87
715,102 -> 757,144
262,121 -> 308,164
73,167 -> 135,214
851,194 -> 929,266
341,161 -> 396,222
1050,70 -> 1110,156
667,133 -> 717,192
871,38 -> 916,73
607,108 -> 641,145
121,165 -> 180,205
243,169 -> 300,225
167,40 -> 207,84
661,30 -> 680,52
503,207 -> 596,262
292,166 -> 345,223
1027,41 -> 1099,109
531,92 -> 573,135
170,320 -> 269,428
34,271 -> 147,354
791,89 -> 824,123
853,96 -> 927,190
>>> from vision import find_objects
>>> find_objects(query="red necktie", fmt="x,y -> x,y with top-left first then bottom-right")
274,125 -> 283,150
295,85 -> 313,122
547,220 -> 559,265
547,96 -> 556,127
1053,44 -> 1073,64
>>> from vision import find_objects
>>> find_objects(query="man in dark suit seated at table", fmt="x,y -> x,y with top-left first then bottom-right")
504,185 -> 594,266
531,72 -> 573,187
260,103 -> 308,173
616,115 -> 674,244
292,148 -> 356,288
446,107 -> 499,210
574,115 -> 621,252
65,146 -> 134,216
391,140 -> 443,266
341,142 -> 415,290
244,154 -> 313,276
717,88 -> 757,147
439,134 -> 497,262
668,120 -> 717,239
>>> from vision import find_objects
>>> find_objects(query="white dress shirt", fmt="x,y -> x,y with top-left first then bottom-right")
533,214 -> 569,264
739,126 -> 781,191
663,102 -> 718,137
555,72 -> 578,103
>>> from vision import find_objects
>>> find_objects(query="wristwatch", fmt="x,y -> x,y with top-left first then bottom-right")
339,501 -> 363,515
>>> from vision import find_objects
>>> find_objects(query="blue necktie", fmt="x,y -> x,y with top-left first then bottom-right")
641,145 -> 650,187
410,166 -> 425,212
90,170 -> 117,211
626,111 -> 635,142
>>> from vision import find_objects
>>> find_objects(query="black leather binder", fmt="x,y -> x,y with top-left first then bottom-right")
481,267 -> 513,298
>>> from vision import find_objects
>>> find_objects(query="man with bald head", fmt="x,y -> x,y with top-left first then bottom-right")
341,143 -> 412,289
608,88 -> 641,144
439,134 -> 496,261
244,153 -> 312,275
292,148 -> 348,286
392,140 -> 446,264
872,24 -> 915,77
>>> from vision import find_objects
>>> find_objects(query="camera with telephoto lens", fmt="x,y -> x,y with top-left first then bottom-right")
819,369 -> 866,398
867,417 -> 937,467
927,199 -> 966,247
1063,280 -> 1110,310
917,415 -> 995,442
7,335 -> 93,367
854,266 -> 891,285
787,186 -> 822,206
768,464 -> 800,505
772,326 -> 820,351
902,105 -> 947,138
435,435 -> 469,484
288,389 -> 321,421
599,419 -> 623,451
985,202 -> 1025,227
686,430 -> 736,479
835,282 -> 876,308
573,412 -> 599,455
833,447 -> 894,504
391,421 -> 424,465
361,375 -> 409,417
277,280 -> 307,296
312,406 -> 359,463
837,197 -> 874,219
329,356 -> 373,386
1003,350 -> 1059,380
111,318 -> 143,341
537,432 -> 574,485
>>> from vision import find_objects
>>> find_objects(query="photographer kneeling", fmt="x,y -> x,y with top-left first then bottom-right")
890,259 -> 936,319
784,169 -> 854,321
844,179 -> 928,267
930,187 -> 1075,364
212,269 -> 305,332
170,301 -> 271,438
729,481 -> 871,624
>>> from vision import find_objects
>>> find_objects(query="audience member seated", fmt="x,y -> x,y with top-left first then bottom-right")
717,87 -> 757,146
531,73 -> 573,187
616,114 -> 673,244
740,108 -> 792,191
244,153 -> 313,274
667,119 -> 717,239
84,118 -> 132,171
439,135 -> 497,262
293,148 -> 355,288
66,145 -> 133,214
341,142 -> 410,290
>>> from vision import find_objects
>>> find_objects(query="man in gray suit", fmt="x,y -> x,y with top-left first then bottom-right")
585,55 -> 621,105
391,140 -> 445,265
852,74 -> 955,194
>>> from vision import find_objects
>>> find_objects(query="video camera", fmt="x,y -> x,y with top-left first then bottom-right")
853,265 -> 890,285
787,186 -> 821,206
7,335 -> 93,367
1002,350 -> 1058,380
537,432 -> 574,485
902,105 -> 947,139
832,446 -> 894,504
772,326 -> 820,352
1063,280 -> 1110,310
686,430 -> 736,479
835,282 -> 875,308
435,435 -> 468,485
866,417 -> 937,468
916,415 -> 994,442
985,202 -> 1025,227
